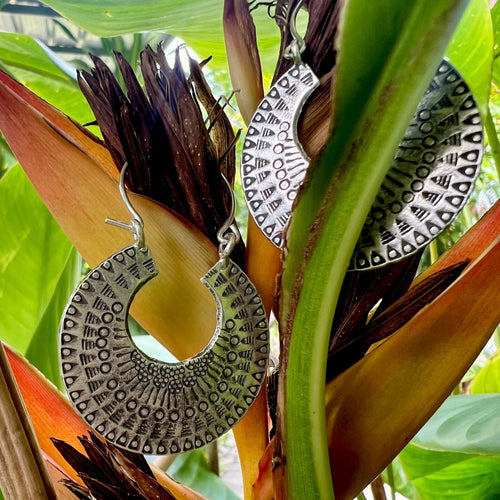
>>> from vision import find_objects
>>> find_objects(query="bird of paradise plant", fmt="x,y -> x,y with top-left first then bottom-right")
0,0 -> 499,499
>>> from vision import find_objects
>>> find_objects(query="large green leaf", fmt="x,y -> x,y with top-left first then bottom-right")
0,165 -> 80,385
396,395 -> 500,499
412,394 -> 500,455
25,247 -> 81,389
491,2 -> 500,87
470,354 -> 500,393
0,32 -> 93,122
279,0 -> 471,497
168,449 -> 240,500
445,0 -> 493,118
400,445 -> 500,500
38,0 -> 280,75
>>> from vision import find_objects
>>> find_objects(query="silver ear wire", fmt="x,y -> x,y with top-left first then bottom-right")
283,0 -> 306,65
106,162 -> 145,249
217,174 -> 241,265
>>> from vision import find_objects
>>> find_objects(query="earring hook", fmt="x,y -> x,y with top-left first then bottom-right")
106,162 -> 145,249
217,174 -> 241,265
283,0 -> 306,65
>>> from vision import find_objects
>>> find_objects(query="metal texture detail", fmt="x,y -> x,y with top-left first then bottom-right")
60,245 -> 269,454
349,60 -> 483,270
241,63 -> 319,248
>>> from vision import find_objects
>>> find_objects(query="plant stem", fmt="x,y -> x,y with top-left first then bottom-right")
386,463 -> 396,500
0,343 -> 56,499
429,240 -> 439,264
485,107 -> 500,179
207,441 -> 219,476
370,475 -> 387,500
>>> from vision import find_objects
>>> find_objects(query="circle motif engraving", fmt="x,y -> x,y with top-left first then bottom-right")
241,63 -> 320,248
60,245 -> 269,454
350,60 -> 483,270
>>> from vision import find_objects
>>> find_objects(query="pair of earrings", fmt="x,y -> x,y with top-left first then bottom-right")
242,2 -> 483,267
61,1 -> 483,454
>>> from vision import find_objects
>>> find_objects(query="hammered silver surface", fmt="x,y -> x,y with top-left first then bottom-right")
241,63 -> 319,248
349,60 -> 483,270
60,245 -> 269,454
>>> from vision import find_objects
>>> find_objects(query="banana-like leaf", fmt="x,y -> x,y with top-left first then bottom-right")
396,394 -> 500,499
326,228 -> 500,499
445,0 -> 493,119
0,32 -> 93,123
278,0 -> 471,497
38,0 -> 280,75
0,70 -> 219,360
0,165 -> 78,389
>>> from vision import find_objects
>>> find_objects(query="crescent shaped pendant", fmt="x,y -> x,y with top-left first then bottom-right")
241,60 -> 483,269
241,63 -> 320,248
349,60 -> 483,270
60,245 -> 269,454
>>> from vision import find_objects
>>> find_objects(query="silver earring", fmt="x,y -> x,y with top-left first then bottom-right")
349,59 -> 483,270
59,164 -> 269,455
241,0 -> 319,248
241,3 -> 483,267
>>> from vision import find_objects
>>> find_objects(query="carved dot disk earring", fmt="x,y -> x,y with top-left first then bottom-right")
241,2 -> 483,269
59,164 -> 269,455
241,0 -> 319,248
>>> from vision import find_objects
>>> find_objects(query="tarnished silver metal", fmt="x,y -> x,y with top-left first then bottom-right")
60,166 -> 269,454
242,0 -> 319,248
241,64 -> 319,248
349,60 -> 483,270
59,247 -> 269,454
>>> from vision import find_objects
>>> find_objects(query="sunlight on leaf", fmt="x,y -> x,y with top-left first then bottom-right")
0,70 -> 219,360
0,165 -> 76,376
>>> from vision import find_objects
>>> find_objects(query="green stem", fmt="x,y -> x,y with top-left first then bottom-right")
462,203 -> 474,229
386,463 -> 396,500
485,107 -> 500,179
429,239 -> 439,264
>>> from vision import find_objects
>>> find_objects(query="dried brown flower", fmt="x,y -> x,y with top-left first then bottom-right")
78,45 -> 244,264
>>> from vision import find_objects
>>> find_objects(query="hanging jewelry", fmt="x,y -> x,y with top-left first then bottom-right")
241,6 -> 483,265
59,165 -> 269,455
349,60 -> 483,270
241,0 -> 320,248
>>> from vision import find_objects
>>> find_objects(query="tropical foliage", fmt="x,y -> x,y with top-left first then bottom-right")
0,0 -> 499,499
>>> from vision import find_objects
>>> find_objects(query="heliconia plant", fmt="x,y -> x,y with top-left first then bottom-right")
0,0 -> 499,499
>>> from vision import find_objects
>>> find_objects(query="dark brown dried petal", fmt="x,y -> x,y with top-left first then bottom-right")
53,432 -> 174,500
326,260 -> 469,379
78,46 -> 244,264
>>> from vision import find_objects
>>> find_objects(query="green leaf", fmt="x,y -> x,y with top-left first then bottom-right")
38,0 -> 280,75
470,353 -> 500,393
445,0 -> 493,119
400,445 -> 500,500
168,449 -> 240,500
280,0 -> 470,497
0,165 -> 78,386
395,395 -> 500,499
491,2 -> 500,87
25,247 -> 81,389
0,32 -> 93,122
412,394 -> 500,456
